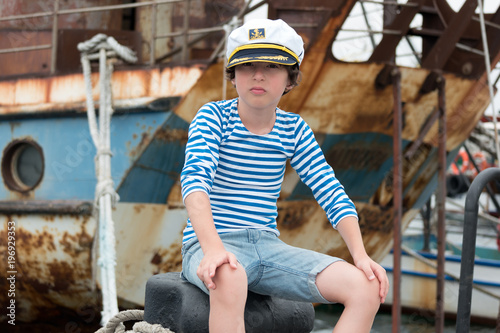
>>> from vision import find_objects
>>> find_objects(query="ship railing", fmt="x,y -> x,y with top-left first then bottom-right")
456,167 -> 500,333
0,0 -> 267,74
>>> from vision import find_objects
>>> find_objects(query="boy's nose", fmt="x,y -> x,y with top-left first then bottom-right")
253,67 -> 265,79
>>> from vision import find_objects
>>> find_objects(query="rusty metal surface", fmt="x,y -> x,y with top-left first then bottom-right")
0,0 -> 124,30
113,203 -> 187,307
0,66 -> 203,114
0,202 -> 188,323
423,0 -> 500,78
369,0 -> 424,63
421,0 -> 478,70
56,29 -> 143,72
268,0 -> 349,50
135,0 -> 244,63
280,62 -> 490,151
0,31 -> 52,77
435,74 -> 447,333
0,214 -> 99,323
277,201 -> 417,265
391,67 -> 403,331
0,200 -> 93,215
275,0 -> 358,115
0,0 -> 124,77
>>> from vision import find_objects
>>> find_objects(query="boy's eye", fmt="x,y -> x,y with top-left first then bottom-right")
267,64 -> 280,69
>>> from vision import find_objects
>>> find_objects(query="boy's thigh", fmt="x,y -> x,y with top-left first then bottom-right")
181,230 -> 345,304
180,237 -> 210,294
249,232 -> 344,303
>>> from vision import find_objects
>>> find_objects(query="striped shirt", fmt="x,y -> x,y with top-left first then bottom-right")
180,98 -> 357,244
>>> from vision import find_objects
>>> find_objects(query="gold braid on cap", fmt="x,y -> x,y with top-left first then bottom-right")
227,43 -> 299,65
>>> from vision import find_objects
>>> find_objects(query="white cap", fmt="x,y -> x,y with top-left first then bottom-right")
226,19 -> 304,68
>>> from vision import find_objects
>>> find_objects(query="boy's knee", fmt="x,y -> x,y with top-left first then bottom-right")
211,264 -> 248,306
363,278 -> 381,307
339,269 -> 380,309
344,276 -> 381,315
213,263 -> 247,291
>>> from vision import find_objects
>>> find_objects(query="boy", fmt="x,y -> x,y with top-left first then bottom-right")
180,18 -> 389,333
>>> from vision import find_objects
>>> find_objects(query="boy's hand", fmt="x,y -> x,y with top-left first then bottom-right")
197,249 -> 238,290
355,256 -> 389,303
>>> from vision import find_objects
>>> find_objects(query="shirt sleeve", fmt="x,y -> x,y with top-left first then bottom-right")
289,118 -> 358,229
180,102 -> 223,203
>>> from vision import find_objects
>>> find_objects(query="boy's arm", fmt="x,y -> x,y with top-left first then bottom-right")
336,216 -> 389,303
184,191 -> 238,290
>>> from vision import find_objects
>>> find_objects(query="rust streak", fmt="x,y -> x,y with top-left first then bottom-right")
155,126 -> 188,144
151,242 -> 183,275
133,204 -> 145,214
127,132 -> 151,159
0,66 -> 203,116
277,200 -> 319,231
0,217 -> 98,322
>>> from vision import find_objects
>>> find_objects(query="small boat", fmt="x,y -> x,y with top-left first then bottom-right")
381,196 -> 500,323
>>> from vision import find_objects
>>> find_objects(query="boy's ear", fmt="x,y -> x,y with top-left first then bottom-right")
284,83 -> 294,94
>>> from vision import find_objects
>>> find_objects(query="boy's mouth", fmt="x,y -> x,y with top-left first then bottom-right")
250,87 -> 266,94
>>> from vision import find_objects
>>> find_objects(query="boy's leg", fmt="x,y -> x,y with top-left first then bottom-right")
209,262 -> 248,333
316,261 -> 380,333
181,234 -> 250,333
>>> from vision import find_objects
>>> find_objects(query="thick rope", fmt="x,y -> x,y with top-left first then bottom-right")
95,310 -> 174,333
79,34 -> 137,325
77,33 -> 138,63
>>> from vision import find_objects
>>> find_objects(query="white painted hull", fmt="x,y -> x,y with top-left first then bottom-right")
381,246 -> 500,321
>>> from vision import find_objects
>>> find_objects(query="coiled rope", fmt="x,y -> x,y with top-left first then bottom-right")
78,34 -> 137,325
94,310 -> 174,333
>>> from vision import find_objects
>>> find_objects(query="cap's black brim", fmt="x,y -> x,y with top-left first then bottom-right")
227,48 -> 297,68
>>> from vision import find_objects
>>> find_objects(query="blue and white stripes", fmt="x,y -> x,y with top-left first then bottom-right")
181,98 -> 357,244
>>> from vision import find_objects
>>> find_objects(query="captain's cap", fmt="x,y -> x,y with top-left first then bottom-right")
226,19 -> 304,68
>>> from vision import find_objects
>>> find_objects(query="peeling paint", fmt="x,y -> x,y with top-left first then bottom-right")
155,127 -> 189,144
277,200 -> 319,231
127,132 -> 152,159
0,215 -> 99,323
150,242 -> 184,275
0,67 -> 204,114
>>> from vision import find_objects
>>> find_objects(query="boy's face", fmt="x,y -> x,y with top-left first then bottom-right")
232,62 -> 293,110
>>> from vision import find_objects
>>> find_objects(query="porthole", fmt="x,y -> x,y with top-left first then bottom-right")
1,140 -> 44,192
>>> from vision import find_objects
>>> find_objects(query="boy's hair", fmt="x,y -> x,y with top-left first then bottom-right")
225,64 -> 302,95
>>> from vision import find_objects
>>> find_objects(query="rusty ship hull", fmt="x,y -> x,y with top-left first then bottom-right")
1,0 -> 500,324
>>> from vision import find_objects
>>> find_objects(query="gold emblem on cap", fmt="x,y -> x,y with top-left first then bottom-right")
249,28 -> 265,40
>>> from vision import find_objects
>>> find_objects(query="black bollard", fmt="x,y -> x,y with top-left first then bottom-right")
144,272 -> 315,333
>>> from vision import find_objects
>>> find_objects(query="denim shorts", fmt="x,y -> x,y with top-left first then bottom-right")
180,229 -> 343,303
